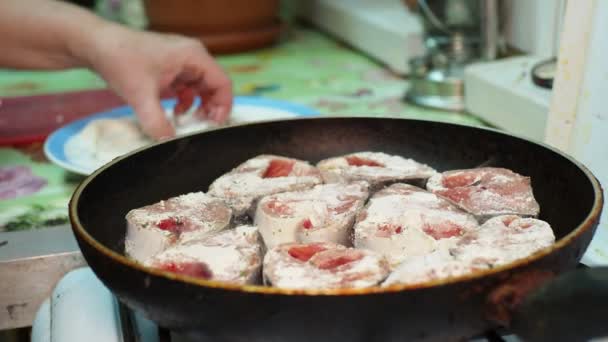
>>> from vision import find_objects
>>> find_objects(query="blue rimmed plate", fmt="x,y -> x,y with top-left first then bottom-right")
44,96 -> 319,175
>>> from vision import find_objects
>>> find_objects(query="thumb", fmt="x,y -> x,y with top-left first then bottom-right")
130,90 -> 175,140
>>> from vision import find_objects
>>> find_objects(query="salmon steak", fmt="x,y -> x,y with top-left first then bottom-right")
145,225 -> 263,284
254,182 -> 369,248
353,183 -> 479,268
125,192 -> 232,263
316,152 -> 437,189
426,167 -> 540,221
384,215 -> 555,286
208,155 -> 323,218
263,242 -> 390,289
450,215 -> 555,267
382,248 -> 481,286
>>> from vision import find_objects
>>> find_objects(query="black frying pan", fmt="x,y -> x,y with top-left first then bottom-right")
69,117 -> 605,341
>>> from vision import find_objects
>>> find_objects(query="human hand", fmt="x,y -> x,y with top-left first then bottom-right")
81,24 -> 233,140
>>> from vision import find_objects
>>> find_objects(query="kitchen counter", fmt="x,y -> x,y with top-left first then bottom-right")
0,25 -> 486,329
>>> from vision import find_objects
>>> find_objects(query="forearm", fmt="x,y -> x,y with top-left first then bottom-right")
0,0 -> 118,70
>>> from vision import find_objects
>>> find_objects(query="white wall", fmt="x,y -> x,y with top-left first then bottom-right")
545,0 -> 608,266
505,0 -> 567,56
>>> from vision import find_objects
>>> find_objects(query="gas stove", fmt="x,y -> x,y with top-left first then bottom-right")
31,267 -> 522,342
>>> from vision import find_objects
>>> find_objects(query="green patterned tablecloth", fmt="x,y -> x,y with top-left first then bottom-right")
0,26 -> 485,232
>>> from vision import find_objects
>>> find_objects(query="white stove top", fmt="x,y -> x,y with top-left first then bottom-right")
32,267 -> 519,342
32,268 -> 165,342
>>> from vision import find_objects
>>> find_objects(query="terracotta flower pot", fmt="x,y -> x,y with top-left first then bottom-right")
143,0 -> 283,54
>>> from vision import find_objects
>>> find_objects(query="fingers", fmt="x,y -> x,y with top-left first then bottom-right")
193,52 -> 233,123
174,86 -> 195,115
165,38 -> 233,125
131,85 -> 175,140
200,83 -> 232,123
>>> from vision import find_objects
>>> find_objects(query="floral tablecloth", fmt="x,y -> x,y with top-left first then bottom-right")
0,26 -> 485,232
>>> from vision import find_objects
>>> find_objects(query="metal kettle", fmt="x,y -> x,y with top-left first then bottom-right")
405,0 -> 503,111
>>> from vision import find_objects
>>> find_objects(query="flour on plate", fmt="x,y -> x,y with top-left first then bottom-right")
63,104 -> 300,173
64,117 -> 151,172
64,110 -> 216,172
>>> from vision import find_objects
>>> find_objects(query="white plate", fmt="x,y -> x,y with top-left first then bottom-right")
44,97 -> 319,175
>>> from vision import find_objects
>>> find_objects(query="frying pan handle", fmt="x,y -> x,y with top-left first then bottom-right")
488,267 -> 608,342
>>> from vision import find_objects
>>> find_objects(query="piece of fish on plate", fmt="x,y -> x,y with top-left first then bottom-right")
208,155 -> 323,218
384,215 -> 555,286
353,183 -> 479,268
263,242 -> 390,289
145,225 -> 263,284
125,192 -> 232,263
316,152 -> 437,190
254,182 -> 369,248
426,167 -> 540,221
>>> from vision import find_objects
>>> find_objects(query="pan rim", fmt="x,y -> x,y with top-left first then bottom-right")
68,116 -> 604,296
